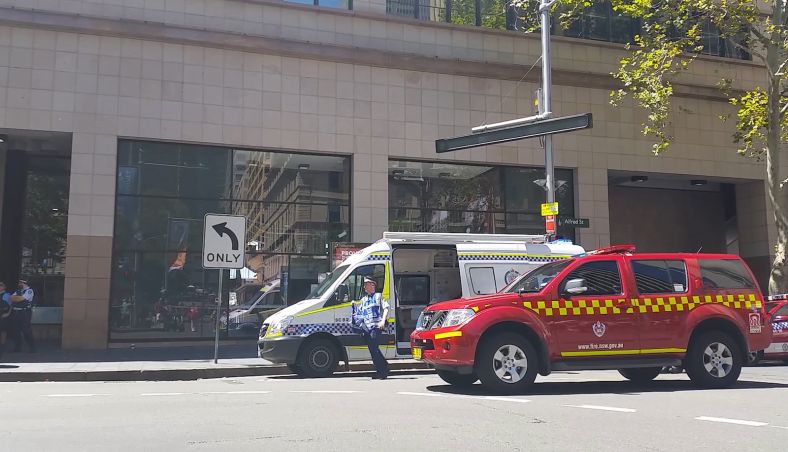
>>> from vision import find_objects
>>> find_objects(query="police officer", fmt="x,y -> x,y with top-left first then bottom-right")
9,279 -> 35,353
0,282 -> 12,359
352,277 -> 390,380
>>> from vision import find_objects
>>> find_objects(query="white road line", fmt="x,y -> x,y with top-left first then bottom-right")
397,391 -> 445,397
695,416 -> 768,427
770,426 -> 788,430
201,391 -> 270,395
565,404 -> 636,413
290,390 -> 362,394
140,392 -> 187,396
44,394 -> 110,398
480,396 -> 531,403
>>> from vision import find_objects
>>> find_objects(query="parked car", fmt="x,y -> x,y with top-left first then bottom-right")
758,296 -> 788,364
226,280 -> 284,337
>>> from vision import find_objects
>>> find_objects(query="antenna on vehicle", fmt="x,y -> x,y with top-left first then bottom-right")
696,247 -> 703,253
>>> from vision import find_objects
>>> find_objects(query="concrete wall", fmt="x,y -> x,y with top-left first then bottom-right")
0,1 -> 780,346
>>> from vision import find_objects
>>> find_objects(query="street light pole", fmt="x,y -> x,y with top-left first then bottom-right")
540,0 -> 557,204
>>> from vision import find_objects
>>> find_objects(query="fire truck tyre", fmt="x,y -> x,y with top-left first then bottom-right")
287,364 -> 303,375
297,339 -> 339,378
618,367 -> 661,382
685,331 -> 742,389
436,370 -> 478,387
476,332 -> 538,394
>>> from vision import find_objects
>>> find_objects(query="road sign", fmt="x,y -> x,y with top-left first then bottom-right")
557,216 -> 590,228
541,202 -> 559,217
545,215 -> 556,235
435,113 -> 592,153
202,214 -> 246,269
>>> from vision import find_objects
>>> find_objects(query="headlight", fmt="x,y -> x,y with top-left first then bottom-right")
266,316 -> 293,337
442,309 -> 475,327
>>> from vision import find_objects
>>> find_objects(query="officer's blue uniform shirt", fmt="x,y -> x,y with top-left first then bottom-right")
14,287 -> 34,309
353,292 -> 389,331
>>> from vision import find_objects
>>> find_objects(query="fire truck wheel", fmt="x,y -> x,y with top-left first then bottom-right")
297,338 -> 339,378
436,370 -> 478,387
685,331 -> 742,389
476,332 -> 538,394
618,367 -> 661,382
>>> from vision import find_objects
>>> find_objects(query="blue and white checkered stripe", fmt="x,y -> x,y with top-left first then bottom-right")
285,322 -> 395,336
367,254 -> 390,261
773,321 -> 788,332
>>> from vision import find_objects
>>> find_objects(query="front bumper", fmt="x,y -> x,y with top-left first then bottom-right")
410,328 -> 476,368
258,336 -> 304,365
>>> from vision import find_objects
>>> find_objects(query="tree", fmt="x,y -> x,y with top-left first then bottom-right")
524,0 -> 787,293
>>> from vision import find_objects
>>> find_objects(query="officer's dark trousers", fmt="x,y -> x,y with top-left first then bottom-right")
10,309 -> 35,352
364,327 -> 389,377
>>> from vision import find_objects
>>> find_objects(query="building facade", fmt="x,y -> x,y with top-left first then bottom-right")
0,0 -> 777,348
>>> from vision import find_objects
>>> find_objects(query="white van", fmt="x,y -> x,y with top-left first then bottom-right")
225,280 -> 283,337
257,232 -> 584,377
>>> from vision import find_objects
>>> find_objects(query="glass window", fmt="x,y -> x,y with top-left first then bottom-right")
112,141 -> 351,341
560,1 -> 638,44
507,260 -> 571,293
632,260 -> 687,294
469,267 -> 498,295
396,275 -> 431,305
699,259 -> 756,290
336,264 -> 386,305
562,261 -> 622,296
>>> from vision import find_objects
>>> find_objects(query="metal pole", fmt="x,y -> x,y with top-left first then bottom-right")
214,269 -> 222,364
540,0 -> 555,204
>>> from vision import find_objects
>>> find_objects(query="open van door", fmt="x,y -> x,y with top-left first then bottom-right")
390,245 -> 462,356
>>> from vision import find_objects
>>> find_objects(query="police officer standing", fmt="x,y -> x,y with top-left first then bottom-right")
9,279 -> 35,353
352,277 -> 390,380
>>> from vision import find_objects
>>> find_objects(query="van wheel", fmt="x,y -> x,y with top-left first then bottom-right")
475,332 -> 538,394
436,370 -> 478,387
618,367 -> 661,382
685,331 -> 742,389
297,338 -> 339,378
287,364 -> 303,375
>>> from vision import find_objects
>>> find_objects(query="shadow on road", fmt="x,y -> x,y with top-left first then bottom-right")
267,369 -> 436,380
426,378 -> 788,397
0,364 -> 19,369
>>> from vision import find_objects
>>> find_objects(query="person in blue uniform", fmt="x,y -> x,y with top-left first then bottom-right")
0,282 -> 12,359
9,279 -> 35,353
352,277 -> 389,380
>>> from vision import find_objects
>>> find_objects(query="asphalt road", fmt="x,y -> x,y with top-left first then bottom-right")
2,364 -> 788,451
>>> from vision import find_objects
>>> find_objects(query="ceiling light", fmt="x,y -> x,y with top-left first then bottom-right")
630,175 -> 648,183
392,169 -> 405,176
297,163 -> 310,170
0,134 -> 6,143
439,172 -> 452,178
690,179 -> 707,186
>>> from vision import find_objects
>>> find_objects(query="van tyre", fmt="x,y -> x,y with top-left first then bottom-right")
618,367 -> 661,382
297,338 -> 339,378
475,332 -> 538,394
436,370 -> 478,387
685,331 -> 742,389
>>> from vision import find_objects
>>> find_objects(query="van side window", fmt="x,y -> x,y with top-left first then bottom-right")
332,264 -> 386,305
562,261 -> 622,296
631,260 -> 688,294
699,259 -> 755,290
469,267 -> 497,295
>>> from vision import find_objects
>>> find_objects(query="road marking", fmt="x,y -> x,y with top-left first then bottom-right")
397,391 -> 445,397
695,416 -> 768,427
565,404 -> 636,413
770,426 -> 788,430
201,391 -> 270,395
480,396 -> 531,403
140,392 -> 187,396
290,390 -> 362,394
44,393 -> 110,398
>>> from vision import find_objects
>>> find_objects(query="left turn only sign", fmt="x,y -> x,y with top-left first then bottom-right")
202,214 -> 247,269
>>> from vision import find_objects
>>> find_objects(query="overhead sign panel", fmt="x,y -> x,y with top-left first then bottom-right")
202,214 -> 247,269
435,113 -> 593,153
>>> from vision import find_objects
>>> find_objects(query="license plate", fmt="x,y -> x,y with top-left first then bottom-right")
412,347 -> 422,360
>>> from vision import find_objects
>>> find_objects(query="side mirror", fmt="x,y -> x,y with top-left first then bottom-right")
564,278 -> 588,295
335,284 -> 349,302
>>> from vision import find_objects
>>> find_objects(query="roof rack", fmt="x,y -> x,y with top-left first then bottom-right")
381,232 -> 548,244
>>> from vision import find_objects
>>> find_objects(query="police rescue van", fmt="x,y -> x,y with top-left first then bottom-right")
257,232 -> 584,377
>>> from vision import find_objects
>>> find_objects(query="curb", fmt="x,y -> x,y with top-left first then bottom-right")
0,361 -> 433,382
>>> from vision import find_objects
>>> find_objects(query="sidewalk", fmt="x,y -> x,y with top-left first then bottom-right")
0,342 -> 431,382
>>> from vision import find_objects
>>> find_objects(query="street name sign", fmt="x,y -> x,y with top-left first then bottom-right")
435,113 -> 593,153
557,216 -> 590,228
202,214 -> 246,269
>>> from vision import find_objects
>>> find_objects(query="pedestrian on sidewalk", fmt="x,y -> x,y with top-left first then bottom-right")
352,277 -> 389,380
0,282 -> 12,359
9,279 -> 36,353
